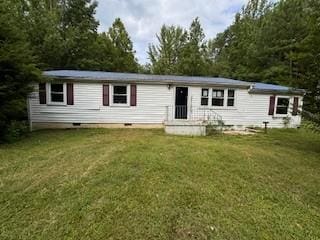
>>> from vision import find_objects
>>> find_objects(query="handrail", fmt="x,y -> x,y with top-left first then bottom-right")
166,105 -> 223,124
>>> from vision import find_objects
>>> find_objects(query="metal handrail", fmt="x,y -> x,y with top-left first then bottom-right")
166,105 -> 223,124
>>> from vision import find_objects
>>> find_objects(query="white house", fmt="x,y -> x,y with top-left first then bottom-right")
28,70 -> 305,135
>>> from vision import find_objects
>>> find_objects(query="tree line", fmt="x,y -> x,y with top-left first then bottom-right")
148,0 -> 320,113
1,0 -> 319,141
1,0 -> 138,141
17,0 -> 138,72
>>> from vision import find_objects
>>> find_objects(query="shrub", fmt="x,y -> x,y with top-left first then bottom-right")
301,120 -> 320,133
206,120 -> 224,136
1,121 -> 29,143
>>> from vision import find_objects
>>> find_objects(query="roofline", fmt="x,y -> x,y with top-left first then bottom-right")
248,88 -> 306,96
43,75 -> 252,89
43,71 -> 306,95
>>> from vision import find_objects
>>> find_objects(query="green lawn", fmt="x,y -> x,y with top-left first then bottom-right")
0,128 -> 320,239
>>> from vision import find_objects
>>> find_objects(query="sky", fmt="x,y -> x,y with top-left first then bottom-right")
95,0 -> 248,64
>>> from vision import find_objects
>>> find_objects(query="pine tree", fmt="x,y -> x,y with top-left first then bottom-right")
107,18 -> 138,72
148,25 -> 187,74
177,17 -> 208,76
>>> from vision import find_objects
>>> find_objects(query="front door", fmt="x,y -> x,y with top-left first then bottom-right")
175,87 -> 188,119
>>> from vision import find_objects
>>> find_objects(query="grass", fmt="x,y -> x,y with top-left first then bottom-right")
0,128 -> 320,239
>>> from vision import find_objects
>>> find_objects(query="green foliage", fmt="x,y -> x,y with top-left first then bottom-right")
0,1 -> 41,142
211,0 -> 320,113
106,18 -> 139,72
301,120 -> 320,133
302,110 -> 320,125
177,17 -> 210,76
18,1 -> 138,72
1,1 -> 140,141
2,120 -> 29,142
21,0 -> 99,69
148,25 -> 187,74
149,18 -> 213,76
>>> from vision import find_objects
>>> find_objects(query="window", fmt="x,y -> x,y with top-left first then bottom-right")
276,97 -> 289,114
212,89 -> 224,106
113,85 -> 128,104
227,89 -> 235,106
201,88 -> 209,105
48,83 -> 66,104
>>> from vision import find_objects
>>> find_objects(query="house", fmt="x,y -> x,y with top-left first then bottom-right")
27,70 -> 305,135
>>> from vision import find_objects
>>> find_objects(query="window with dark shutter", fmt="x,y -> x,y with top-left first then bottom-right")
276,97 -> 289,114
50,84 -> 64,103
67,83 -> 74,105
130,85 -> 137,106
201,88 -> 209,106
103,85 -> 109,106
292,97 -> 299,116
268,96 -> 276,115
112,85 -> 127,104
39,83 -> 46,104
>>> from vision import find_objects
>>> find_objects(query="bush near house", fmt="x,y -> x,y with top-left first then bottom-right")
0,1 -> 41,142
0,128 -> 319,239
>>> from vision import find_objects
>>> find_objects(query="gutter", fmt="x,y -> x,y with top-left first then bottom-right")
43,76 -> 252,89
248,88 -> 306,96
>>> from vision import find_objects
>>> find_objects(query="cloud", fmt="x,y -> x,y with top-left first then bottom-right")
95,0 -> 248,64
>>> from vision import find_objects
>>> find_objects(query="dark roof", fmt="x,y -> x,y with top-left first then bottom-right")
44,70 -> 251,87
249,82 -> 305,95
43,70 -> 305,95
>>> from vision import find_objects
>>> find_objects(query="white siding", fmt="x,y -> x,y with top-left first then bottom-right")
30,83 -> 173,124
29,82 -> 303,128
189,86 -> 302,128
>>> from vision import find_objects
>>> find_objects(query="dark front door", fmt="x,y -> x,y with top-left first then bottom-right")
175,87 -> 188,119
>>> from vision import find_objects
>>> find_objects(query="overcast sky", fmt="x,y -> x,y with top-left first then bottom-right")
95,0 -> 248,64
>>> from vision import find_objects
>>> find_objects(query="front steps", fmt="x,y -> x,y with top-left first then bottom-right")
164,121 -> 207,136
164,121 -> 261,136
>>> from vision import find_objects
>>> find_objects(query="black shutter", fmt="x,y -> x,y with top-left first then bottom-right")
292,97 -> 299,116
67,83 -> 74,105
130,84 -> 136,106
39,83 -> 46,104
103,85 -> 109,106
268,96 -> 276,115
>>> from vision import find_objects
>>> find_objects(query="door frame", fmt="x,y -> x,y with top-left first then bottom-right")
174,86 -> 189,120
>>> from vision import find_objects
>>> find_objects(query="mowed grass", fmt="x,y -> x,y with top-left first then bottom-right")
0,128 -> 320,239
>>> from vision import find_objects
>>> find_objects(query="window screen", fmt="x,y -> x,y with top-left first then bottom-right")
276,98 -> 289,114
113,85 -> 127,104
212,89 -> 224,106
50,84 -> 64,102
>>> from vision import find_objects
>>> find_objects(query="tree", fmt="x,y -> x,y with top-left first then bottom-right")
148,18 -> 211,76
177,17 -> 209,76
211,0 -> 320,113
82,32 -> 115,71
107,18 -> 138,72
22,0 -> 99,70
211,0 -> 271,80
59,0 -> 99,69
22,0 -> 63,69
148,25 -> 187,74
0,1 -> 41,141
